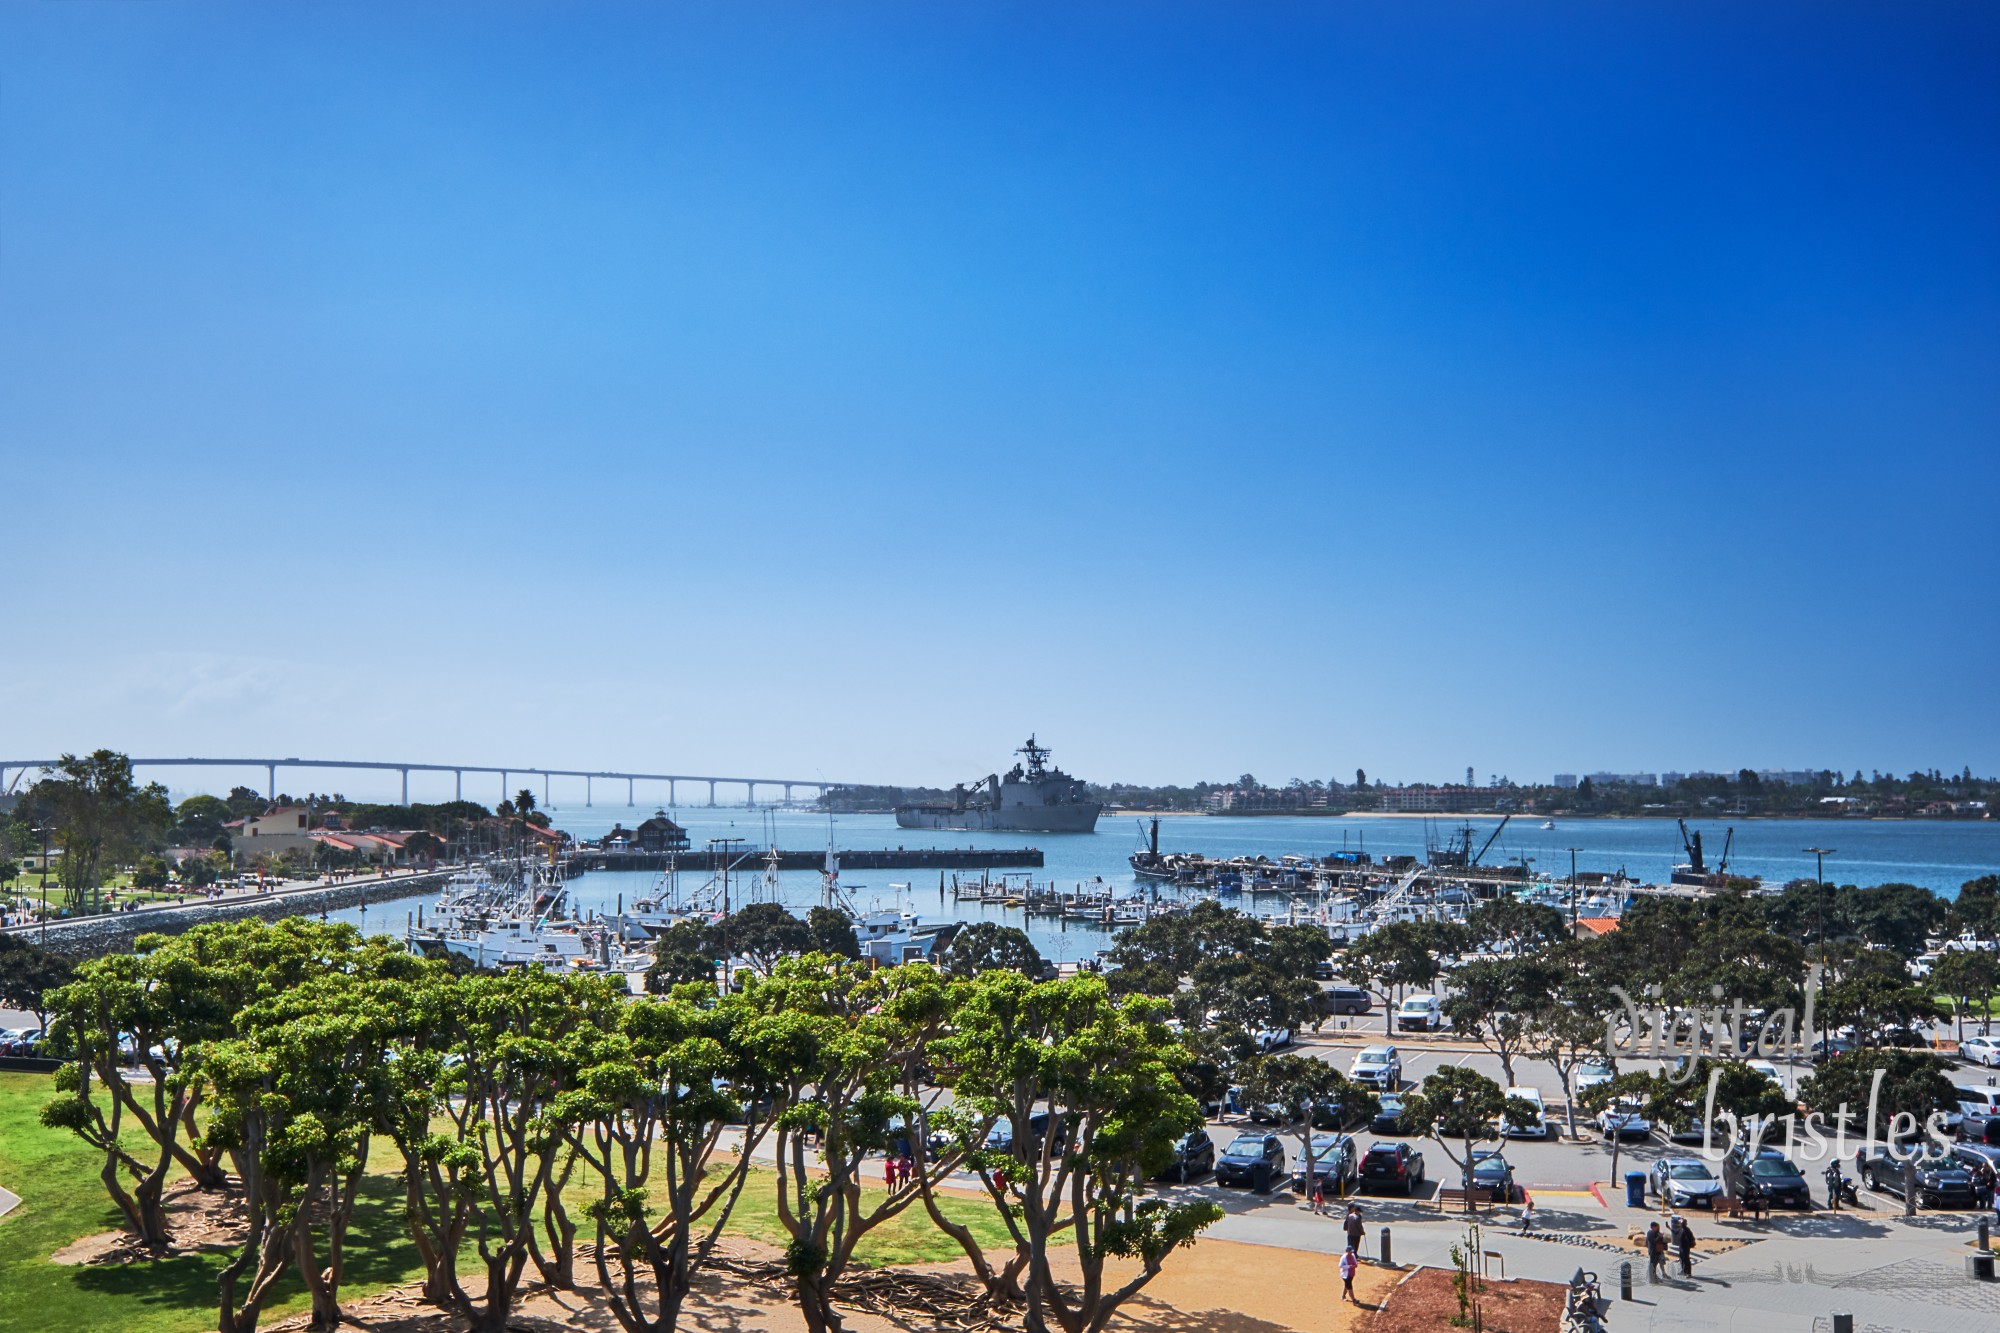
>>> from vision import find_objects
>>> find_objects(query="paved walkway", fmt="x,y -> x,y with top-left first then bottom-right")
0,1185 -> 19,1221
1197,1180 -> 2000,1333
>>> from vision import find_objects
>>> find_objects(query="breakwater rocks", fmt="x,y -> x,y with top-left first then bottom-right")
16,872 -> 453,960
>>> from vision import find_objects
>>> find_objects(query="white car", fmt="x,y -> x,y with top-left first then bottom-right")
1573,1061 -> 1616,1095
1745,1059 -> 1783,1085
1253,1026 -> 1293,1053
1598,1101 -> 1652,1140
1348,1045 -> 1402,1090
1959,1036 -> 2000,1068
1503,1086 -> 1551,1139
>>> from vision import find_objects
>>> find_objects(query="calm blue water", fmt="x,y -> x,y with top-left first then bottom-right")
327,809 -> 2000,959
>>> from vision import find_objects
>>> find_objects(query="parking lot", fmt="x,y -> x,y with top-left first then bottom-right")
1186,1018 -> 2000,1204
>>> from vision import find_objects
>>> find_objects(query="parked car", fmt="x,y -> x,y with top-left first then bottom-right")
1855,1144 -> 1977,1209
1215,1133 -> 1288,1191
1292,1133 -> 1360,1195
1958,1036 -> 2000,1068
984,1110 -> 1072,1154
1597,1101 -> 1652,1141
1745,1059 -> 1783,1085
1572,1061 -> 1616,1095
1948,1142 -> 2000,1193
1468,1150 -> 1514,1199
1649,1156 -> 1724,1208
1370,1093 -> 1409,1136
1723,1148 -> 1812,1209
1396,995 -> 1444,1032
1154,1129 -> 1216,1183
1319,986 -> 1374,1016
1502,1087 -> 1551,1139
1809,1037 -> 1855,1065
1359,1142 -> 1426,1195
1957,1086 -> 2000,1143
1348,1045 -> 1402,1090
1253,1026 -> 1294,1053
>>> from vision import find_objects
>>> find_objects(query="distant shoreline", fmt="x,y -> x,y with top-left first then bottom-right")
1101,808 -> 1986,823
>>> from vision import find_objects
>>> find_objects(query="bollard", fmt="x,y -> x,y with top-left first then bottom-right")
1620,1261 -> 1632,1301
1380,1226 -> 1392,1268
1832,1314 -> 1854,1333
1982,1218 -> 1992,1253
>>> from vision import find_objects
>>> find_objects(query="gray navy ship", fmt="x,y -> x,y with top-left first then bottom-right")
894,736 -> 1102,834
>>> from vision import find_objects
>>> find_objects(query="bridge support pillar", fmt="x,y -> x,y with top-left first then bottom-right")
543,773 -> 550,809
401,768 -> 409,806
668,779 -> 675,806
747,782 -> 756,807
501,771 -> 507,803
267,763 -> 276,801
784,783 -> 793,804
707,779 -> 716,807
627,777 -> 634,806
455,769 -> 462,801
586,775 -> 592,807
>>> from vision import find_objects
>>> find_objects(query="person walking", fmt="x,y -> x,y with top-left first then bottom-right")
1343,1204 -> 1364,1256
1338,1246 -> 1360,1304
1517,1198 -> 1536,1235
1824,1160 -> 1843,1212
1672,1215 -> 1695,1277
1645,1222 -> 1668,1283
1310,1176 -> 1326,1215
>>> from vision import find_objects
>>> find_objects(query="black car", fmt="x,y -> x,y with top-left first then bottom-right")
1292,1133 -> 1360,1195
1215,1133 -> 1287,1191
1154,1129 -> 1216,1183
1468,1151 -> 1514,1200
1359,1142 -> 1426,1195
1370,1093 -> 1409,1136
1724,1148 -> 1812,1209
1856,1145 -> 1977,1209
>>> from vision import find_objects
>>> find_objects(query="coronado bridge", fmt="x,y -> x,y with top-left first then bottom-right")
0,757 -> 845,810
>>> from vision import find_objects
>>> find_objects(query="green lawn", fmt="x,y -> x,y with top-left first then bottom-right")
0,1073 -> 1026,1332
0,1073 -> 430,1333
717,1166 -> 1027,1268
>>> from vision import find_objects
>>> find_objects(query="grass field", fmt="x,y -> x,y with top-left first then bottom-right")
0,1072 -> 1020,1333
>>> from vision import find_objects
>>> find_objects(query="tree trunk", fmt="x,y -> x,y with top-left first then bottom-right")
1903,1158 -> 1918,1217
795,1273 -> 843,1333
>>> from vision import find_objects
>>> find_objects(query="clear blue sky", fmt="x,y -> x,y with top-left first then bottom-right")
2,1 -> 1995,797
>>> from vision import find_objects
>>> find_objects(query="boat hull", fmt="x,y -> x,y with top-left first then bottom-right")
895,803 -> 1102,833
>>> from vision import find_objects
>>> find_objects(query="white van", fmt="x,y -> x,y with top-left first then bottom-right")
1397,995 -> 1444,1032
1503,1086 -> 1550,1139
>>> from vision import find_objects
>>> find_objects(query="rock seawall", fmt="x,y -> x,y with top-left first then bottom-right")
17,872 -> 452,960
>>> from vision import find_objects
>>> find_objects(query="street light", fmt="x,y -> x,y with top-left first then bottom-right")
1804,847 -> 1835,1048
32,821 -> 53,947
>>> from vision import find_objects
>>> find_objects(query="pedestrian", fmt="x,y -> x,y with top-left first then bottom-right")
1824,1161 -> 1843,1212
1645,1222 -> 1668,1283
1338,1246 -> 1359,1304
1517,1198 -> 1536,1235
1343,1203 -> 1364,1255
1673,1215 -> 1695,1277
1310,1176 -> 1326,1215
899,1149 -> 914,1188
884,1154 -> 898,1190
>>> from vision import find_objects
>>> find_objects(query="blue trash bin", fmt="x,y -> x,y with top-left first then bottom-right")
1625,1172 -> 1646,1207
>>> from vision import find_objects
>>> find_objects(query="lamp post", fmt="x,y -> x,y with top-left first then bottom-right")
1804,847 -> 1834,1049
35,821 -> 51,947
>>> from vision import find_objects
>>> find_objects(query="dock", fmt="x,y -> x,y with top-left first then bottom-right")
564,847 -> 1044,874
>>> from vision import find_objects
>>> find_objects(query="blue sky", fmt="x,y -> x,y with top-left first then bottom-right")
1,1 -> 1995,797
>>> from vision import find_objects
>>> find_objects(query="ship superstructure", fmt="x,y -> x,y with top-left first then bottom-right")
894,736 -> 1102,833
